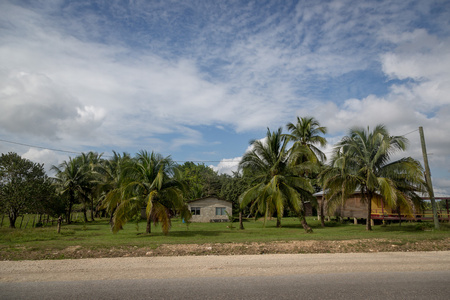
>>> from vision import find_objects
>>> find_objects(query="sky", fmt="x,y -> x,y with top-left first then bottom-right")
1,0 -> 449,196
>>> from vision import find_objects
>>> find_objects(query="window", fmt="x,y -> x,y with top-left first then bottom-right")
215,207 -> 227,216
191,207 -> 201,215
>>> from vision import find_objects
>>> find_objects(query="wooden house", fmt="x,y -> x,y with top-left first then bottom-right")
314,191 -> 450,223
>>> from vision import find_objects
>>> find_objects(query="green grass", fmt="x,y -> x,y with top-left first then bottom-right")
1,217 -> 449,253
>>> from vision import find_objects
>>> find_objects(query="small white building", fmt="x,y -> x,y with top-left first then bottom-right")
187,197 -> 232,222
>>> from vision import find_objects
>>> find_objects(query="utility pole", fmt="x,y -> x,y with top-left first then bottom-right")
419,126 -> 439,230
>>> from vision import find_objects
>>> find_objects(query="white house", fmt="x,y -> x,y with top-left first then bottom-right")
187,197 -> 232,222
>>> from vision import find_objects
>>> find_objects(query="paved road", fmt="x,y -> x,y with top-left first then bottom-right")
1,252 -> 449,299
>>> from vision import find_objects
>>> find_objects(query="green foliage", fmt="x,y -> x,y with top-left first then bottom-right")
219,172 -> 251,214
239,127 -> 315,230
0,152 -> 57,228
177,162 -> 221,200
285,116 -> 328,163
104,150 -> 191,234
323,125 -> 426,231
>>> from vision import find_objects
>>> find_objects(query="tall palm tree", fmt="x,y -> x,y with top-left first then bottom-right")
239,128 -> 314,232
98,151 -> 133,229
52,158 -> 90,224
77,152 -> 103,221
286,116 -> 328,227
318,151 -> 358,226
285,116 -> 328,163
328,125 -> 425,230
112,150 -> 190,234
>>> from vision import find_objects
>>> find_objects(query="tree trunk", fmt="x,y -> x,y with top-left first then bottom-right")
8,211 -> 17,228
146,215 -> 152,234
239,211 -> 244,230
57,216 -> 62,234
319,199 -> 325,227
83,205 -> 88,223
67,193 -> 74,224
299,206 -> 312,233
109,213 -> 114,230
300,215 -> 313,233
90,198 -> 95,221
276,215 -> 282,228
366,193 -> 372,231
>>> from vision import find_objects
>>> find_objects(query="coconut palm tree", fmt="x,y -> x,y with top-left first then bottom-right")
328,124 -> 425,230
285,116 -> 328,163
111,150 -> 190,234
52,158 -> 90,224
239,128 -> 314,232
77,152 -> 103,221
286,116 -> 327,227
98,151 -> 133,229
318,151 -> 358,226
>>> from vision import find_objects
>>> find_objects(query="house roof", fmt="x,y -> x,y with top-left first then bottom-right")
187,196 -> 231,203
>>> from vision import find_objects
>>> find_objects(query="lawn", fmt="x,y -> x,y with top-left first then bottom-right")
1,217 -> 449,259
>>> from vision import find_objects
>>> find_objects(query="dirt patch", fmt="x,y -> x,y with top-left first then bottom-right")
1,238 -> 449,260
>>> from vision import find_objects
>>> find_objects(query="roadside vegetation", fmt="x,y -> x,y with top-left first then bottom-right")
0,115 -> 445,259
0,217 -> 449,260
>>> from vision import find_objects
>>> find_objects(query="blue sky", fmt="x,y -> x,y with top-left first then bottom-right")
1,0 -> 450,195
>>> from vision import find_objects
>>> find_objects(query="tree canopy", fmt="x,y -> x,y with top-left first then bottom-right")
0,152 -> 56,228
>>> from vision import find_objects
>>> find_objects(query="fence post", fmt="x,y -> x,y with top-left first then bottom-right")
19,215 -> 25,229
57,216 -> 62,234
25,214 -> 30,229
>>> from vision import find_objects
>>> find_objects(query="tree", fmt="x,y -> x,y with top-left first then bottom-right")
52,157 -> 90,224
77,152 -> 103,221
238,128 -> 314,232
318,151 -> 356,226
112,150 -> 191,234
177,162 -> 221,200
327,125 -> 425,230
219,172 -> 251,230
98,151 -> 133,229
285,116 -> 328,163
0,152 -> 54,228
285,116 -> 328,227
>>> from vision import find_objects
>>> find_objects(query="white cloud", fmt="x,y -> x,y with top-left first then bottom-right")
210,157 -> 241,175
0,0 -> 449,194
21,148 -> 65,174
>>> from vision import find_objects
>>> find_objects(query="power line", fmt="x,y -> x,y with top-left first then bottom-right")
0,138 -> 82,155
401,129 -> 419,136
0,138 -> 237,163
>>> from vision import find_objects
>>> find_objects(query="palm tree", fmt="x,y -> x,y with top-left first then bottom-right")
239,128 -> 314,232
52,158 -> 90,224
98,151 -> 133,229
285,116 -> 328,163
111,150 -> 191,234
77,152 -> 103,221
327,125 -> 425,230
318,151 -> 357,226
286,116 -> 328,227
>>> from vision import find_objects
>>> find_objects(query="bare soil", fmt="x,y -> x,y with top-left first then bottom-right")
2,238 -> 449,260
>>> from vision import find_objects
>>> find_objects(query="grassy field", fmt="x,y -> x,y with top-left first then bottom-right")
1,217 -> 449,254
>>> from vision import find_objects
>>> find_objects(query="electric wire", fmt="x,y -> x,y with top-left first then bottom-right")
0,138 -> 234,163
0,128 -> 422,164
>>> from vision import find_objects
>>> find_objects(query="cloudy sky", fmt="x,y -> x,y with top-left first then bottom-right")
1,0 -> 449,195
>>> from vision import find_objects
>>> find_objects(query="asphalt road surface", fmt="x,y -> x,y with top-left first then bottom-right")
1,251 -> 449,299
